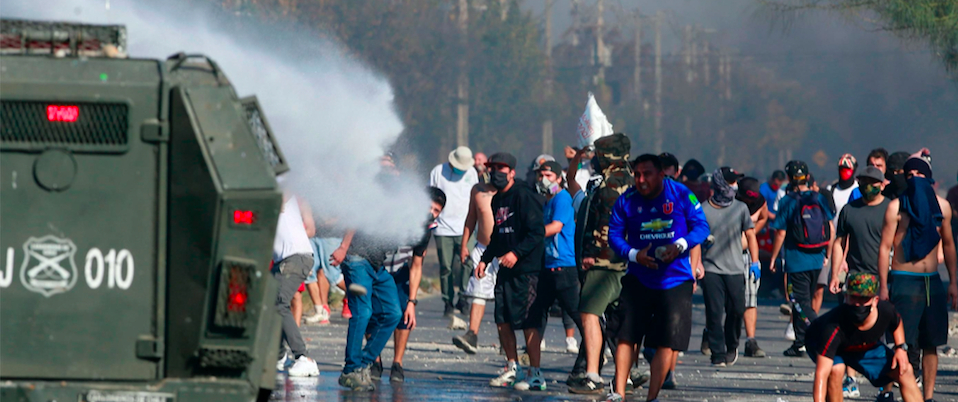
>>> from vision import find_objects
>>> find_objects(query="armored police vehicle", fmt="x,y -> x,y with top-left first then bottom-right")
1,19 -> 288,402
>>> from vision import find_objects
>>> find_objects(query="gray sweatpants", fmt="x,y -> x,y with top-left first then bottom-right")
274,253 -> 313,360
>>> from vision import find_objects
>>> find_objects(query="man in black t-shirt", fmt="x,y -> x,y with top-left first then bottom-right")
476,152 -> 546,389
806,272 -> 921,402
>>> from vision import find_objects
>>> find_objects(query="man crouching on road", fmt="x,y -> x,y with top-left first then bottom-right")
606,154 -> 710,402
806,272 -> 921,402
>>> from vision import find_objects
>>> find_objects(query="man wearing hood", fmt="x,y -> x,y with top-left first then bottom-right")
878,154 -> 957,402
568,133 -> 634,395
882,152 -> 911,200
699,167 -> 760,367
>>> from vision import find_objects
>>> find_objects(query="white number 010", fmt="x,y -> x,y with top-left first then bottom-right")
84,248 -> 134,289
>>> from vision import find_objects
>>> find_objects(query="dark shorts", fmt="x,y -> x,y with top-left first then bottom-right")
579,269 -> 626,316
494,271 -> 539,329
888,271 -> 948,349
614,274 -> 694,351
809,344 -> 895,387
393,268 -> 412,330
527,267 -> 580,330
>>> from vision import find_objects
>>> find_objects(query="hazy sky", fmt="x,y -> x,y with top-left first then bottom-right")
524,0 -> 958,186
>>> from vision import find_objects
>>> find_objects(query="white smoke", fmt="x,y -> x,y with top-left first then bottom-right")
3,0 -> 430,242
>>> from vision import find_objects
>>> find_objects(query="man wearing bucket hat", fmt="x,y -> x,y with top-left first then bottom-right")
806,272 -> 921,402
430,146 -> 480,318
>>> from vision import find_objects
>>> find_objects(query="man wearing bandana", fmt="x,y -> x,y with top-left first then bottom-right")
879,153 -> 958,402
699,167 -> 759,367
806,272 -> 921,402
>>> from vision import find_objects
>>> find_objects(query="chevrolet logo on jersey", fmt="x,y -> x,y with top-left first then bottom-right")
641,219 -> 673,232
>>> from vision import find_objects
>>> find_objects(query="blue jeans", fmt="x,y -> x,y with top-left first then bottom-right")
342,256 -> 401,373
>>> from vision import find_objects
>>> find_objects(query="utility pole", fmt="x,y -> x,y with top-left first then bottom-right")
571,0 -> 580,46
654,10 -> 663,154
542,0 -> 555,155
702,40 -> 710,86
632,7 -> 641,103
596,0 -> 605,82
456,0 -> 469,148
499,0 -> 508,20
684,24 -> 692,84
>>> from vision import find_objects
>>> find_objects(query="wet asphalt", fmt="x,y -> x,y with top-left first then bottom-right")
270,289 -> 958,402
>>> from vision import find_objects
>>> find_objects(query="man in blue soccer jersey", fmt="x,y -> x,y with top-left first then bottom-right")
606,154 -> 710,402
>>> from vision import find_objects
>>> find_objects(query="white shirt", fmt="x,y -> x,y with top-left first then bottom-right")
575,164 -> 593,193
829,181 -> 859,225
273,196 -> 314,262
429,163 -> 478,237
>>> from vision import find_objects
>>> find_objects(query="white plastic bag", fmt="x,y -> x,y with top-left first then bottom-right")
576,92 -> 614,150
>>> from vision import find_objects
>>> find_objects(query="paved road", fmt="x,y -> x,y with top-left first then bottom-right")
271,290 -> 958,401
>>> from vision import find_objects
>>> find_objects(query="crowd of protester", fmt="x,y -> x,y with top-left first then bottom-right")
269,139 -> 958,402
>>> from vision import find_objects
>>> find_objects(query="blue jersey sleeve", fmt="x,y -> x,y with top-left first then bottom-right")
609,192 -> 632,260
848,188 -> 862,204
679,186 -> 710,248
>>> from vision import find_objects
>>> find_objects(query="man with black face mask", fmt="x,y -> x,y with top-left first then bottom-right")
882,152 -> 911,200
879,154 -> 958,402
806,272 -> 921,402
475,152 -> 546,389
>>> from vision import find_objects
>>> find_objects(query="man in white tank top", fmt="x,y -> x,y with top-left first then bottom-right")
272,193 -> 319,377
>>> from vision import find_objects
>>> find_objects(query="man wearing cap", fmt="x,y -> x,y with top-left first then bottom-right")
879,154 -> 957,402
430,146 -> 480,317
805,272 -> 922,402
827,166 -> 890,397
770,160 -> 836,358
699,167 -> 759,367
735,177 -> 770,358
474,152 -> 546,388
568,134 -> 634,395
508,160 -> 583,391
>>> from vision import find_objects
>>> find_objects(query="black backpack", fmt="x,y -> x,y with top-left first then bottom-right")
787,192 -> 831,250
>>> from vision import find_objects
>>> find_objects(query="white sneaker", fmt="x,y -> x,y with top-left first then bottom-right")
276,353 -> 290,371
784,324 -> 796,341
304,306 -> 330,324
287,355 -> 319,377
566,337 -> 580,354
490,362 -> 524,387
514,368 -> 547,391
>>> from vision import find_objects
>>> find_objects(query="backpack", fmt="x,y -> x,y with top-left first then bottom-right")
787,192 -> 831,250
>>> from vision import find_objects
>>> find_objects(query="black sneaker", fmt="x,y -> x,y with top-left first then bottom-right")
701,329 -> 711,356
456,298 -> 470,316
389,362 -> 404,383
629,368 -> 650,388
745,339 -> 766,358
370,359 -> 383,379
452,330 -> 478,354
566,371 -> 587,386
444,303 -> 455,318
726,348 -> 739,366
568,376 -> 605,394
662,370 -> 677,390
875,391 -> 896,402
783,345 -> 806,357
711,357 -> 727,367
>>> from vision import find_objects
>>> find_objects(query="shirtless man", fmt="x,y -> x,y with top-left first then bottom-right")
878,155 -> 957,402
736,177 -> 770,358
451,181 -> 499,353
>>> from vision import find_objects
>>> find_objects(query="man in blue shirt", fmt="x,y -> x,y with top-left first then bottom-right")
770,160 -> 836,358
512,161 -> 584,391
761,170 -> 787,220
607,154 -> 710,402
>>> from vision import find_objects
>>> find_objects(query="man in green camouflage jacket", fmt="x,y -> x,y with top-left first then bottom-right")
569,133 -> 633,395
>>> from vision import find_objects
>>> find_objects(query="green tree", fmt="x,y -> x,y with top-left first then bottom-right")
760,0 -> 958,79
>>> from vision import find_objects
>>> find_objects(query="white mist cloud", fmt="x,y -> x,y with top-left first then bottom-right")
3,0 -> 430,242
